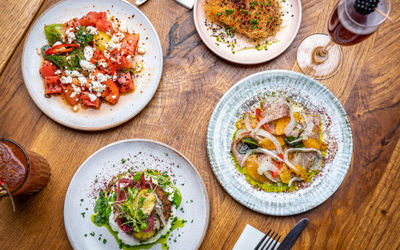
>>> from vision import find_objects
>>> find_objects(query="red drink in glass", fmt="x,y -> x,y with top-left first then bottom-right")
0,139 -> 50,196
328,1 -> 388,46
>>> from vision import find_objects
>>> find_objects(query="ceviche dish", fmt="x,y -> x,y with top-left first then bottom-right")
232,94 -> 328,192
92,169 -> 185,249
39,11 -> 146,111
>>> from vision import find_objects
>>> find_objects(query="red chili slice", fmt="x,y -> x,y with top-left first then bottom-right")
44,44 -> 80,55
255,108 -> 270,133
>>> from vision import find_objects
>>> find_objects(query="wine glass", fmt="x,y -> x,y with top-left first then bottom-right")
297,0 -> 391,79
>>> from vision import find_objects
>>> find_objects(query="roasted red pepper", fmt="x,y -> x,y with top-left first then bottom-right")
44,44 -> 80,55
255,108 -> 270,133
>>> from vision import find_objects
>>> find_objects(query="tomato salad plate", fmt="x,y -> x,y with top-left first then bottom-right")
194,0 -> 302,64
22,0 -> 162,130
207,70 -> 353,215
64,139 -> 209,249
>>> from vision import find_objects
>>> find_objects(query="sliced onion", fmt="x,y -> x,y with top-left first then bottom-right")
288,177 -> 303,187
239,147 -> 283,168
300,114 -> 314,139
284,148 -> 323,172
257,156 -> 279,175
254,129 -> 282,154
244,113 -> 252,131
254,147 -> 284,162
233,129 -> 250,144
284,102 -> 296,136
253,114 -> 273,133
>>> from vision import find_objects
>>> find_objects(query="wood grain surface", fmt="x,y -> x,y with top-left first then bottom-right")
1,0 -> 400,249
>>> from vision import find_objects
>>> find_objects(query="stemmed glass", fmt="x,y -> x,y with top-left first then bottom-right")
297,0 -> 391,79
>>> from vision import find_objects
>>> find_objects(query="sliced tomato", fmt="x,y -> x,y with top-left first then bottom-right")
62,84 -> 81,106
40,61 -> 58,77
113,54 -> 133,70
117,72 -> 134,94
81,92 -> 100,109
44,76 -> 62,94
95,12 -> 114,33
64,17 -> 80,31
101,79 -> 120,104
79,12 -> 99,27
91,50 -> 116,75
79,12 -> 114,33
121,33 -> 139,57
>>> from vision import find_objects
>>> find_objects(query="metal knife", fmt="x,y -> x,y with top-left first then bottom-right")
276,218 -> 309,250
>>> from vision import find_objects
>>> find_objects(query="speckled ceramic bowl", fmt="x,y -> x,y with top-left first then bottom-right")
207,70 -> 353,216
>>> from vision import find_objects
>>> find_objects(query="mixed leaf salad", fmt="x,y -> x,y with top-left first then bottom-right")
92,169 -> 184,248
39,11 -> 145,110
232,95 -> 328,192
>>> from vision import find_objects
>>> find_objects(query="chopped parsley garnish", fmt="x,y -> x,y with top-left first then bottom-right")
250,1 -> 258,8
225,9 -> 234,16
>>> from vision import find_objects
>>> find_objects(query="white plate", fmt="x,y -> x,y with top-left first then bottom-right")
207,70 -> 353,215
194,0 -> 302,64
64,139 -> 210,249
22,0 -> 163,131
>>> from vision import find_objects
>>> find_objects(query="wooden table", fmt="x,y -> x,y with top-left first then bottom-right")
1,0 -> 399,249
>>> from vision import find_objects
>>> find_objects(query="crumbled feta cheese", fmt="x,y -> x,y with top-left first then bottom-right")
78,76 -> 87,86
126,55 -> 132,61
96,73 -> 107,83
105,40 -> 121,51
112,95 -> 117,99
70,84 -> 81,98
91,80 -> 106,94
118,20 -> 129,33
80,60 -> 96,72
65,28 -> 76,43
83,46 -> 94,61
137,47 -> 146,55
60,76 -> 73,84
103,50 -> 111,58
105,33 -> 125,51
88,93 -> 98,102
112,73 -> 118,81
98,60 -> 108,69
54,70 -> 62,75
53,41 -> 63,46
65,70 -> 83,77
114,32 -> 125,41
87,26 -> 98,35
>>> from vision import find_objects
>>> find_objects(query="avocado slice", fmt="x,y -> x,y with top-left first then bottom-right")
44,24 -> 65,45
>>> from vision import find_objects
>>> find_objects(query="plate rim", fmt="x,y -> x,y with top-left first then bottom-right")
206,69 -> 353,216
64,138 -> 210,249
193,0 -> 303,65
21,0 -> 163,131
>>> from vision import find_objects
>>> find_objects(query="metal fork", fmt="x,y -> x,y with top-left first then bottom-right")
254,229 -> 281,250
